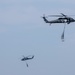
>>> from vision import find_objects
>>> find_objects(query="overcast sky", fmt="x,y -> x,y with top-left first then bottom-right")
0,0 -> 75,75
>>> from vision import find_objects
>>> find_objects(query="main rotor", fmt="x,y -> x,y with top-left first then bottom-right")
46,13 -> 75,18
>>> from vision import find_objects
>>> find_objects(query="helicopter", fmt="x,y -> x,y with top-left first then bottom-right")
21,55 -> 34,67
42,13 -> 75,25
42,13 -> 75,41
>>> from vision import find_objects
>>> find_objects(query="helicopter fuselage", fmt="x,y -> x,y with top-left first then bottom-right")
48,18 -> 67,24
21,56 -> 34,61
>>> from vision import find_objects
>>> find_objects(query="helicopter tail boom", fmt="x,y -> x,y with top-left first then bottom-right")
42,16 -> 49,23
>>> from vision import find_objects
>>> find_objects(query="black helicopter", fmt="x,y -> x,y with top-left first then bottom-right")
21,55 -> 34,67
42,13 -> 75,25
42,13 -> 75,41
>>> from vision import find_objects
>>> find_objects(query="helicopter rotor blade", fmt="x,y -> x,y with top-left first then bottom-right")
27,55 -> 34,58
60,13 -> 75,17
46,15 -> 63,18
27,55 -> 32,57
45,13 -> 75,18
69,15 -> 75,16
60,13 -> 67,17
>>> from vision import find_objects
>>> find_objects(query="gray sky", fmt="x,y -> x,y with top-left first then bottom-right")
0,0 -> 75,75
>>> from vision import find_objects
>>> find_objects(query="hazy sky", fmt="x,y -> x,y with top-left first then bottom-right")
0,0 -> 75,75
